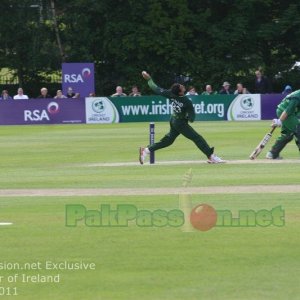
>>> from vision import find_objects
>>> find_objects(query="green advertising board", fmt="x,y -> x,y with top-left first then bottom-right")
109,95 -> 235,122
84,94 -> 262,123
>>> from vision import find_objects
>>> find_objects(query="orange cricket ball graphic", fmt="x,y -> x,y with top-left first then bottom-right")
190,204 -> 217,231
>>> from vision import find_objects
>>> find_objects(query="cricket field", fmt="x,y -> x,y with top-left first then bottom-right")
0,121 -> 299,299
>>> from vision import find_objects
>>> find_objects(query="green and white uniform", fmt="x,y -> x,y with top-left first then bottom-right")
146,78 -> 214,158
269,90 -> 300,158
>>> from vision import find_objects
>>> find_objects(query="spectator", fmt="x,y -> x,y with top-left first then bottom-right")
111,86 -> 127,97
186,86 -> 198,96
282,85 -> 292,95
66,87 -> 76,98
0,90 -> 13,100
219,82 -> 233,94
37,87 -> 51,98
254,70 -> 272,93
13,88 -> 29,100
54,90 -> 67,99
73,93 -> 80,98
202,85 -> 217,95
234,83 -> 250,95
129,85 -> 141,97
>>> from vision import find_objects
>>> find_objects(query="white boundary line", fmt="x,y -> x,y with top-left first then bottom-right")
0,222 -> 13,226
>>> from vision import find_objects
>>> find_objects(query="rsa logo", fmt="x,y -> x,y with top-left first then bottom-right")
24,102 -> 59,122
64,68 -> 91,83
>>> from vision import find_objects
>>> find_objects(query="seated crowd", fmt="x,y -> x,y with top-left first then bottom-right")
0,70 -> 294,100
0,86 -> 82,100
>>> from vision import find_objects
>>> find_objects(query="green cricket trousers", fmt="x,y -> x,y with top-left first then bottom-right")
148,117 -> 214,158
270,108 -> 300,158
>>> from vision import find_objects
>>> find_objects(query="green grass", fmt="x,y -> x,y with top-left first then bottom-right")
0,121 -> 299,189
0,121 -> 299,299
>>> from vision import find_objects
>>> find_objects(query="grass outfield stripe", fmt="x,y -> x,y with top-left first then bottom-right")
81,159 -> 300,167
0,185 -> 300,196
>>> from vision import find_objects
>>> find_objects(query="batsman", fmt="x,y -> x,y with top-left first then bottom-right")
266,89 -> 300,159
139,71 -> 224,164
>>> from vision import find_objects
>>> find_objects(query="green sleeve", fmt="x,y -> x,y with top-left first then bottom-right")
285,98 -> 300,115
147,78 -> 173,98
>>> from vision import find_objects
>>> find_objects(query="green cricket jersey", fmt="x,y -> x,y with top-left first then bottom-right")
277,89 -> 300,115
147,78 -> 195,122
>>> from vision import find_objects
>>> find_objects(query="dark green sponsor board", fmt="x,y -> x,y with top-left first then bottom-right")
109,95 -> 235,122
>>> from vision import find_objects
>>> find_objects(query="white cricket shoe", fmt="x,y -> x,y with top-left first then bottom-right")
139,147 -> 147,165
207,154 -> 226,164
266,151 -> 283,160
266,151 -> 273,159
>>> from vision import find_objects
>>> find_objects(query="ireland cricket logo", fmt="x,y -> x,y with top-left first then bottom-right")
240,96 -> 254,110
227,94 -> 261,121
92,99 -> 105,113
86,97 -> 120,124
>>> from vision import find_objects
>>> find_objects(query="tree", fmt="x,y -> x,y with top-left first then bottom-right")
0,0 -> 61,87
1,0 -> 300,94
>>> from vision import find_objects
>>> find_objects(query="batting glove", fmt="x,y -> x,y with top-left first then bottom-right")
272,119 -> 282,127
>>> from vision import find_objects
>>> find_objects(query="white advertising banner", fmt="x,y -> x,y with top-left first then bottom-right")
85,97 -> 120,124
227,94 -> 261,121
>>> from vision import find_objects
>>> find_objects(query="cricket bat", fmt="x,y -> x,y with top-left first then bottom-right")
249,127 -> 276,160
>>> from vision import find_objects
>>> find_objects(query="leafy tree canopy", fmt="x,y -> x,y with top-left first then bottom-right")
1,0 -> 299,94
